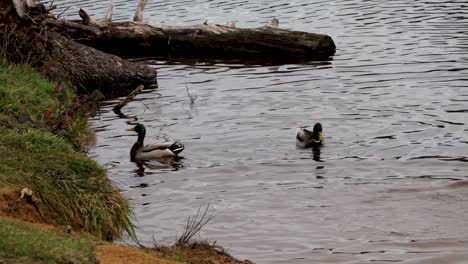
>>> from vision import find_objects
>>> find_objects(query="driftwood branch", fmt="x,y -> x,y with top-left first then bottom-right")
133,0 -> 148,22
104,0 -> 113,22
113,84 -> 144,114
266,18 -> 279,27
79,8 -> 97,26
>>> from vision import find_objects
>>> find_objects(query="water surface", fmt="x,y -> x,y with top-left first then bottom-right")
53,0 -> 468,263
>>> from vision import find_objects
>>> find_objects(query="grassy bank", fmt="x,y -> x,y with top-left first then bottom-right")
0,217 -> 98,264
0,61 -> 135,240
0,61 -> 251,264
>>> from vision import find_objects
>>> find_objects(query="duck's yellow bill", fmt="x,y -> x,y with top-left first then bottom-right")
318,132 -> 324,142
126,128 -> 134,131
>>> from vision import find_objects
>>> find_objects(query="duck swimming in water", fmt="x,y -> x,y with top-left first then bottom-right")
127,124 -> 184,162
296,123 -> 324,148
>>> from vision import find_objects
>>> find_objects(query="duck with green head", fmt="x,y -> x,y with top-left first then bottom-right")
296,123 -> 324,148
127,123 -> 184,162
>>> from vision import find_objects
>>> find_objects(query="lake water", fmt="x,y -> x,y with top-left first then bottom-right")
51,0 -> 468,263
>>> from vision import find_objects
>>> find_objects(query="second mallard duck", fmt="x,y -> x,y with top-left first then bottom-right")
127,123 -> 184,162
296,123 -> 324,148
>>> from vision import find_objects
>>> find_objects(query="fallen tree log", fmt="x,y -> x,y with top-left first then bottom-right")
63,21 -> 336,63
0,0 -> 157,95
53,7 -> 336,63
77,22 -> 336,63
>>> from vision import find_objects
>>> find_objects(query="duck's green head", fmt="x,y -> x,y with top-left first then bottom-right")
313,123 -> 323,142
127,123 -> 146,143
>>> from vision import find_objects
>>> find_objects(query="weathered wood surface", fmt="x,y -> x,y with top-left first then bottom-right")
66,21 -> 336,63
0,0 -> 157,95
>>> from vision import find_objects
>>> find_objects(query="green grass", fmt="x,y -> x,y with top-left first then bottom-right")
0,61 -> 94,150
0,61 -> 55,123
0,61 -> 135,240
0,218 -> 98,264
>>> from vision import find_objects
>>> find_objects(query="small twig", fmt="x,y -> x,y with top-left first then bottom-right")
113,85 -> 145,114
48,0 -> 55,9
185,81 -> 198,105
1,24 -> 17,60
56,3 -> 75,19
46,0 -> 56,12
41,25 -> 48,62
26,25 -> 46,64
46,5 -> 57,12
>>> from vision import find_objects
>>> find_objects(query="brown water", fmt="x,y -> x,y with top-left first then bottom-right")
50,0 -> 468,263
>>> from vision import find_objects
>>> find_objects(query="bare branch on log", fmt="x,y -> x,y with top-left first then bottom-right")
113,84 -> 144,114
104,0 -> 113,22
78,8 -> 111,28
46,19 -> 101,36
133,0 -> 148,22
265,18 -> 279,27
79,8 -> 97,26
78,8 -> 110,27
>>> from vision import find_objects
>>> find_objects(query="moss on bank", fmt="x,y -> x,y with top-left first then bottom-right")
0,61 -> 135,240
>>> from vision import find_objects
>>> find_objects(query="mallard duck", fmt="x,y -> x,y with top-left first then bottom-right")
127,124 -> 184,162
296,123 -> 323,148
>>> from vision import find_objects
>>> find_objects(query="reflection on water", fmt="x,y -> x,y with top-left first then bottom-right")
134,158 -> 186,177
49,0 -> 468,263
312,146 -> 322,162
